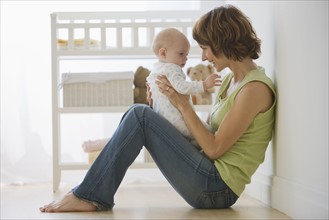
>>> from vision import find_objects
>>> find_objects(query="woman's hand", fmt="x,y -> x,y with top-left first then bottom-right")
146,82 -> 153,107
155,75 -> 190,111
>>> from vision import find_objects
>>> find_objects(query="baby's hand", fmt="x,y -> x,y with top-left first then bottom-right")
203,74 -> 221,90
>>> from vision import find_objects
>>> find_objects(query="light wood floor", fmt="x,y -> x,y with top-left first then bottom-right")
1,182 -> 291,219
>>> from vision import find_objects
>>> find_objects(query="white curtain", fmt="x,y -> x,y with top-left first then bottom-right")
1,1 -> 222,185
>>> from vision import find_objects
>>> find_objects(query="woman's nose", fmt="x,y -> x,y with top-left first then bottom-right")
201,51 -> 208,61
201,54 -> 207,61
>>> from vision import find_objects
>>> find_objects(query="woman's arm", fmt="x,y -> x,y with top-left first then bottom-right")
157,75 -> 274,160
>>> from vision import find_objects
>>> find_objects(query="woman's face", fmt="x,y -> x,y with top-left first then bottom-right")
199,45 -> 229,72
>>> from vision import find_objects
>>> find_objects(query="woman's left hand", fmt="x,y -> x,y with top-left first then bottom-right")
155,75 -> 190,111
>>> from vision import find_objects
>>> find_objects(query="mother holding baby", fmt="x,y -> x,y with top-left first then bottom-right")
40,4 -> 276,212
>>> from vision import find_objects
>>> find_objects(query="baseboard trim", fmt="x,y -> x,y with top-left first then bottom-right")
271,176 -> 328,219
245,173 -> 328,219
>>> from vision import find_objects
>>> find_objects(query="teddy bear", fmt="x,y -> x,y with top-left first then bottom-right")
133,66 -> 151,104
187,64 -> 216,105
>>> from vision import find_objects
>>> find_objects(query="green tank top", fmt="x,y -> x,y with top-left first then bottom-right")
210,66 -> 276,196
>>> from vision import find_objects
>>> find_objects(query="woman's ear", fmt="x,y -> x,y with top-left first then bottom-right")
159,48 -> 167,58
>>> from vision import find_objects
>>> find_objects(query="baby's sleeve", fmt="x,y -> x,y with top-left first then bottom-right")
168,67 -> 204,95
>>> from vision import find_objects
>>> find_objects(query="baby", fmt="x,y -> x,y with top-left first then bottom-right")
147,28 -> 219,147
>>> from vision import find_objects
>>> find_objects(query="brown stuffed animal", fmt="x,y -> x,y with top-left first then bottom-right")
187,64 -> 216,105
133,66 -> 151,104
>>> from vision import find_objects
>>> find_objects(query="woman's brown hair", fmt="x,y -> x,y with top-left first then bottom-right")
193,5 -> 261,61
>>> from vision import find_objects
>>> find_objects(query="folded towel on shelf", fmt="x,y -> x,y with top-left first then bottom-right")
82,138 -> 110,152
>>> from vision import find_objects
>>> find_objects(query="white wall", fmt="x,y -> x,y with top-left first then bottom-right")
272,1 -> 328,219
227,1 -> 328,219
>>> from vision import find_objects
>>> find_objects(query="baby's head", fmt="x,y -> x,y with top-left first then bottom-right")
152,28 -> 190,68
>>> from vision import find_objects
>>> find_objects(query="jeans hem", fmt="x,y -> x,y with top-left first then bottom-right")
72,191 -> 114,211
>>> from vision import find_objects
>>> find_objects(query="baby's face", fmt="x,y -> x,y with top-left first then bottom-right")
165,37 -> 190,68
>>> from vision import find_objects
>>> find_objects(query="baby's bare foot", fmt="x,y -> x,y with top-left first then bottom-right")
39,192 -> 97,212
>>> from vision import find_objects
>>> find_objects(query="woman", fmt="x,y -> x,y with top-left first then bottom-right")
40,4 -> 276,212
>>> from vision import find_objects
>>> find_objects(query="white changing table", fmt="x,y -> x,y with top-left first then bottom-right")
51,11 -> 211,192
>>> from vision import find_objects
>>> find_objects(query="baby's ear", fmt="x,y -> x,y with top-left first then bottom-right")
159,48 -> 166,58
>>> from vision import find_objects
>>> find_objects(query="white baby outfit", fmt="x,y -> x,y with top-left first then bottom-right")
147,62 -> 211,145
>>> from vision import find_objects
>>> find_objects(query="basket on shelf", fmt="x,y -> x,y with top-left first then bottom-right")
60,71 -> 134,107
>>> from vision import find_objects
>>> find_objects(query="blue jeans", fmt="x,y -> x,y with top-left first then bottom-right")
73,104 -> 238,210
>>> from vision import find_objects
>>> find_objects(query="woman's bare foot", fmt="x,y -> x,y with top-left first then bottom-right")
39,191 -> 97,212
